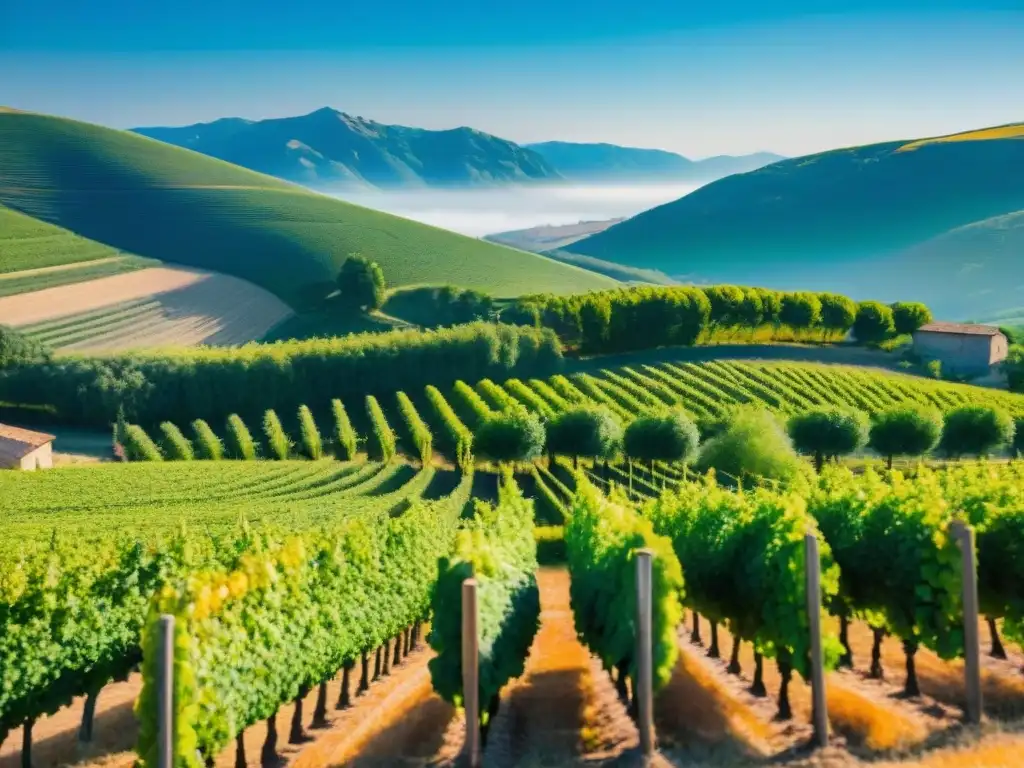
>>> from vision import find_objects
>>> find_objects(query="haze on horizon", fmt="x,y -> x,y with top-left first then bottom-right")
3,1 -> 1023,159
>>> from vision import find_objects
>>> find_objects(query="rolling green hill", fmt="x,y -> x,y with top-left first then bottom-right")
564,123 -> 1024,319
0,110 -> 615,306
134,107 -> 561,188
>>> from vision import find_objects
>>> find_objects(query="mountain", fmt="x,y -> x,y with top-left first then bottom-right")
0,109 -> 616,307
564,123 -> 1024,319
133,108 -> 562,189
524,141 -> 785,183
484,219 -> 625,252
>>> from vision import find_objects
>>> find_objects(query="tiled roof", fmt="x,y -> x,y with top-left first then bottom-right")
915,322 -> 1003,337
0,423 -> 56,450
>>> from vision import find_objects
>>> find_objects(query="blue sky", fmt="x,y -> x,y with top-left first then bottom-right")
2,0 -> 1023,157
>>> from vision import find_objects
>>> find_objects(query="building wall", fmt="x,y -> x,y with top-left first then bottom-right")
18,443 -> 53,471
912,332 -> 1001,373
990,334 -> 1009,366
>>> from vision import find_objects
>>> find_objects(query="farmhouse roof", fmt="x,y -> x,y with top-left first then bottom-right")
0,423 -> 56,460
915,322 -> 1004,337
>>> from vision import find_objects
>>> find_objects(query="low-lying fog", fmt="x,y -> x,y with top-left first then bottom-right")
327,184 -> 703,237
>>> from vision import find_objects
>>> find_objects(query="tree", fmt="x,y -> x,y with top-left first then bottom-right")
546,406 -> 622,468
868,405 -> 942,468
788,408 -> 869,472
473,406 -> 546,465
696,408 -> 803,484
939,405 -> 1014,458
780,292 -> 822,330
336,254 -> 385,312
1004,345 -> 1024,393
852,302 -> 896,343
891,302 -> 933,335
0,324 -> 48,367
623,410 -> 700,469
818,294 -> 857,335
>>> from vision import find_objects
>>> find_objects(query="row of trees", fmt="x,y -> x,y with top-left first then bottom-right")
502,285 -> 932,354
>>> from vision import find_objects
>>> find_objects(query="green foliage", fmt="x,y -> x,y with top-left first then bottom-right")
780,292 -> 822,329
297,405 -> 323,460
0,322 -> 563,429
1004,345 -> 1024,393
787,407 -> 868,471
225,414 -> 257,460
397,392 -> 433,465
159,421 -> 194,461
534,525 -> 567,565
1015,417 -> 1024,457
853,301 -> 896,343
473,406 -> 546,465
330,399 -> 358,461
927,359 -> 943,379
262,409 -> 291,460
136,473 -> 472,766
452,380 -> 494,427
191,419 -> 224,461
122,424 -> 163,462
365,395 -> 397,463
939,405 -> 1015,457
697,409 -> 803,484
384,285 -> 494,328
428,478 -> 540,726
336,254 -> 386,312
0,323 -> 48,367
546,405 -> 622,463
425,385 -> 473,470
891,302 -> 933,335
819,293 -> 858,332
868,405 -> 943,466
565,479 -> 684,692
623,410 -> 700,466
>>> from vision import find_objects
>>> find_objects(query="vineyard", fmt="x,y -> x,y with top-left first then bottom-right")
4,357 -> 1024,767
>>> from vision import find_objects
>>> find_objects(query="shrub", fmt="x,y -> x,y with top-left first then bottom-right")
331,399 -> 358,461
545,405 -> 622,467
623,410 -> 700,468
397,392 -> 433,465
788,407 -> 868,472
365,395 -> 396,462
225,414 -> 258,460
697,408 -> 803,484
868,405 -> 942,468
159,422 -> 194,461
262,409 -> 291,460
1005,345 -> 1024,393
474,406 -> 546,465
0,324 -> 48,367
819,293 -> 857,334
337,254 -> 386,312
191,419 -> 224,460
297,405 -> 323,459
853,302 -> 896,343
122,424 -> 163,462
891,302 -> 933,335
939,405 -> 1015,458
927,359 -> 942,379
780,292 -> 822,330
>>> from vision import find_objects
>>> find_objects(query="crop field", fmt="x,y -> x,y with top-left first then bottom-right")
0,110 -> 615,303
0,266 -> 293,350
0,204 -> 127,274
0,255 -> 159,298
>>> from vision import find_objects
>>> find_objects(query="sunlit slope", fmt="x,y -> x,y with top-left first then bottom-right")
0,204 -> 128,273
565,122 -> 1024,318
0,110 -> 615,305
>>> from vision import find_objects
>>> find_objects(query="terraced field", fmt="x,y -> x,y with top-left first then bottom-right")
0,110 -> 615,303
0,266 -> 294,350
0,256 -> 159,298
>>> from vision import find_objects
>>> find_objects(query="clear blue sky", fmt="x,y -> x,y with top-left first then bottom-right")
2,0 -> 1022,157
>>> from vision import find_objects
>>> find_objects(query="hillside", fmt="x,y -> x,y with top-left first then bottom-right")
484,218 -> 625,252
525,141 -> 784,182
0,109 -> 616,306
564,123 -> 1024,319
133,107 -> 561,188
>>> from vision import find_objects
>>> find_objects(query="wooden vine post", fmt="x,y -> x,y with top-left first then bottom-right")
635,548 -> 655,758
462,578 -> 481,767
952,520 -> 983,725
804,534 -> 828,747
158,614 -> 176,768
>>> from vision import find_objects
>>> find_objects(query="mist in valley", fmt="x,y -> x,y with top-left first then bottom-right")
326,183 -> 703,238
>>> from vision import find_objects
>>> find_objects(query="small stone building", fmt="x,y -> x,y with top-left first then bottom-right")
0,424 -> 56,470
912,322 -> 1009,375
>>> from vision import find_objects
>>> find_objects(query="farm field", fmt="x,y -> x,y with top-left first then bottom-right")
0,255 -> 159,298
0,204 -> 127,274
0,266 -> 294,350
0,110 -> 616,304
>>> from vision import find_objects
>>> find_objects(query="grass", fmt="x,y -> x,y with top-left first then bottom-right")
899,123 -> 1024,152
0,255 -> 159,298
0,110 -> 616,306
